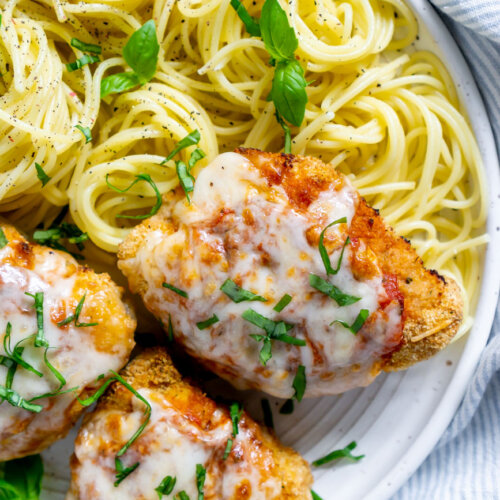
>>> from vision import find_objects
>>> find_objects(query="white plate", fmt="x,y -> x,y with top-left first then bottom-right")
40,0 -> 500,498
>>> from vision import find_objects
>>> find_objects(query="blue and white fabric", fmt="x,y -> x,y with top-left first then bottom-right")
395,1 -> 500,498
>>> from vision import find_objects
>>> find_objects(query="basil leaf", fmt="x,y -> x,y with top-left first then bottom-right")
260,0 -> 298,61
242,309 -> 292,336
155,475 -> 176,498
261,398 -> 274,429
0,385 -> 43,413
309,274 -> 361,306
3,325 -> 43,378
273,293 -> 292,312
75,125 -> 92,143
176,161 -> 195,203
123,20 -> 159,82
101,71 -> 141,98
162,130 -> 201,165
66,54 -> 100,72
229,402 -> 242,437
0,228 -> 7,249
318,217 -> 348,275
71,38 -> 101,54
105,173 -> 162,220
311,490 -> 324,500
57,294 -> 98,328
0,455 -> 44,499
332,309 -> 370,334
162,282 -> 188,298
33,223 -> 88,258
269,59 -> 307,127
279,398 -> 294,414
114,457 -> 139,486
273,332 -> 306,346
24,292 -> 48,347
195,464 -> 205,500
196,314 -> 219,330
176,492 -> 190,500
258,337 -> 272,365
312,441 -> 364,467
34,163 -> 51,187
188,148 -> 206,170
230,0 -> 261,37
292,364 -> 306,402
222,438 -> 233,460
220,279 -> 267,303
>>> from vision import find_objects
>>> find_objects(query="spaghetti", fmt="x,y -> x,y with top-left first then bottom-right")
0,0 -> 488,337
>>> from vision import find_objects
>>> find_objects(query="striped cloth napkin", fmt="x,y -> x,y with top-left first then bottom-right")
395,1 -> 500,498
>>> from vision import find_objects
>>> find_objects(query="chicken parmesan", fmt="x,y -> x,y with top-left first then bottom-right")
0,224 -> 135,460
68,347 -> 312,499
118,149 -> 463,398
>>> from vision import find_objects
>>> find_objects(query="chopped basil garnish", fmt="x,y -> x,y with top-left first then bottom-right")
167,313 -> 174,342
230,0 -> 261,36
309,274 -> 361,306
106,173 -> 162,220
161,130 -> 201,165
35,162 -> 51,187
318,217 -> 349,275
279,398 -> 294,414
79,370 -> 152,486
57,294 -> 98,328
244,308 -> 304,365
0,351 -> 19,396
24,292 -> 48,347
196,314 -> 219,330
261,398 -> 274,429
222,438 -> 233,460
71,38 -> 101,54
101,20 -> 159,97
75,125 -> 92,143
33,222 -> 88,260
312,441 -> 364,467
221,279 -> 267,303
311,490 -> 324,500
273,293 -> 292,312
176,492 -> 190,500
0,454 -> 44,499
195,464 -> 206,500
188,148 -> 206,169
292,365 -> 306,402
280,365 -> 306,413
0,228 -> 7,249
155,475 -> 176,498
230,0 -> 307,150
0,385 -> 43,413
3,324 -> 43,378
176,160 -> 195,202
223,402 -> 242,460
66,54 -> 100,72
162,282 -> 188,298
332,309 -> 370,334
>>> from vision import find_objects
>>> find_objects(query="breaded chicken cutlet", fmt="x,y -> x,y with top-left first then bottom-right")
0,224 -> 136,460
68,347 -> 313,499
118,149 -> 463,398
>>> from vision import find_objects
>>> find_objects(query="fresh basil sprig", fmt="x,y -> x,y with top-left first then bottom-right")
0,454 -> 44,499
101,20 -> 159,97
230,0 -> 308,151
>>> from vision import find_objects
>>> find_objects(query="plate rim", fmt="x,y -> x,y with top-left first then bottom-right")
366,1 -> 500,498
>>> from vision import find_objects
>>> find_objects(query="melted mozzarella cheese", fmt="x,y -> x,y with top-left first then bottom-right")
120,152 -> 403,397
70,389 -> 283,500
0,237 -> 133,459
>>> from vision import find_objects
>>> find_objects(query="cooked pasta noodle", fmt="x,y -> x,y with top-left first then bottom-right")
0,0 -> 487,337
